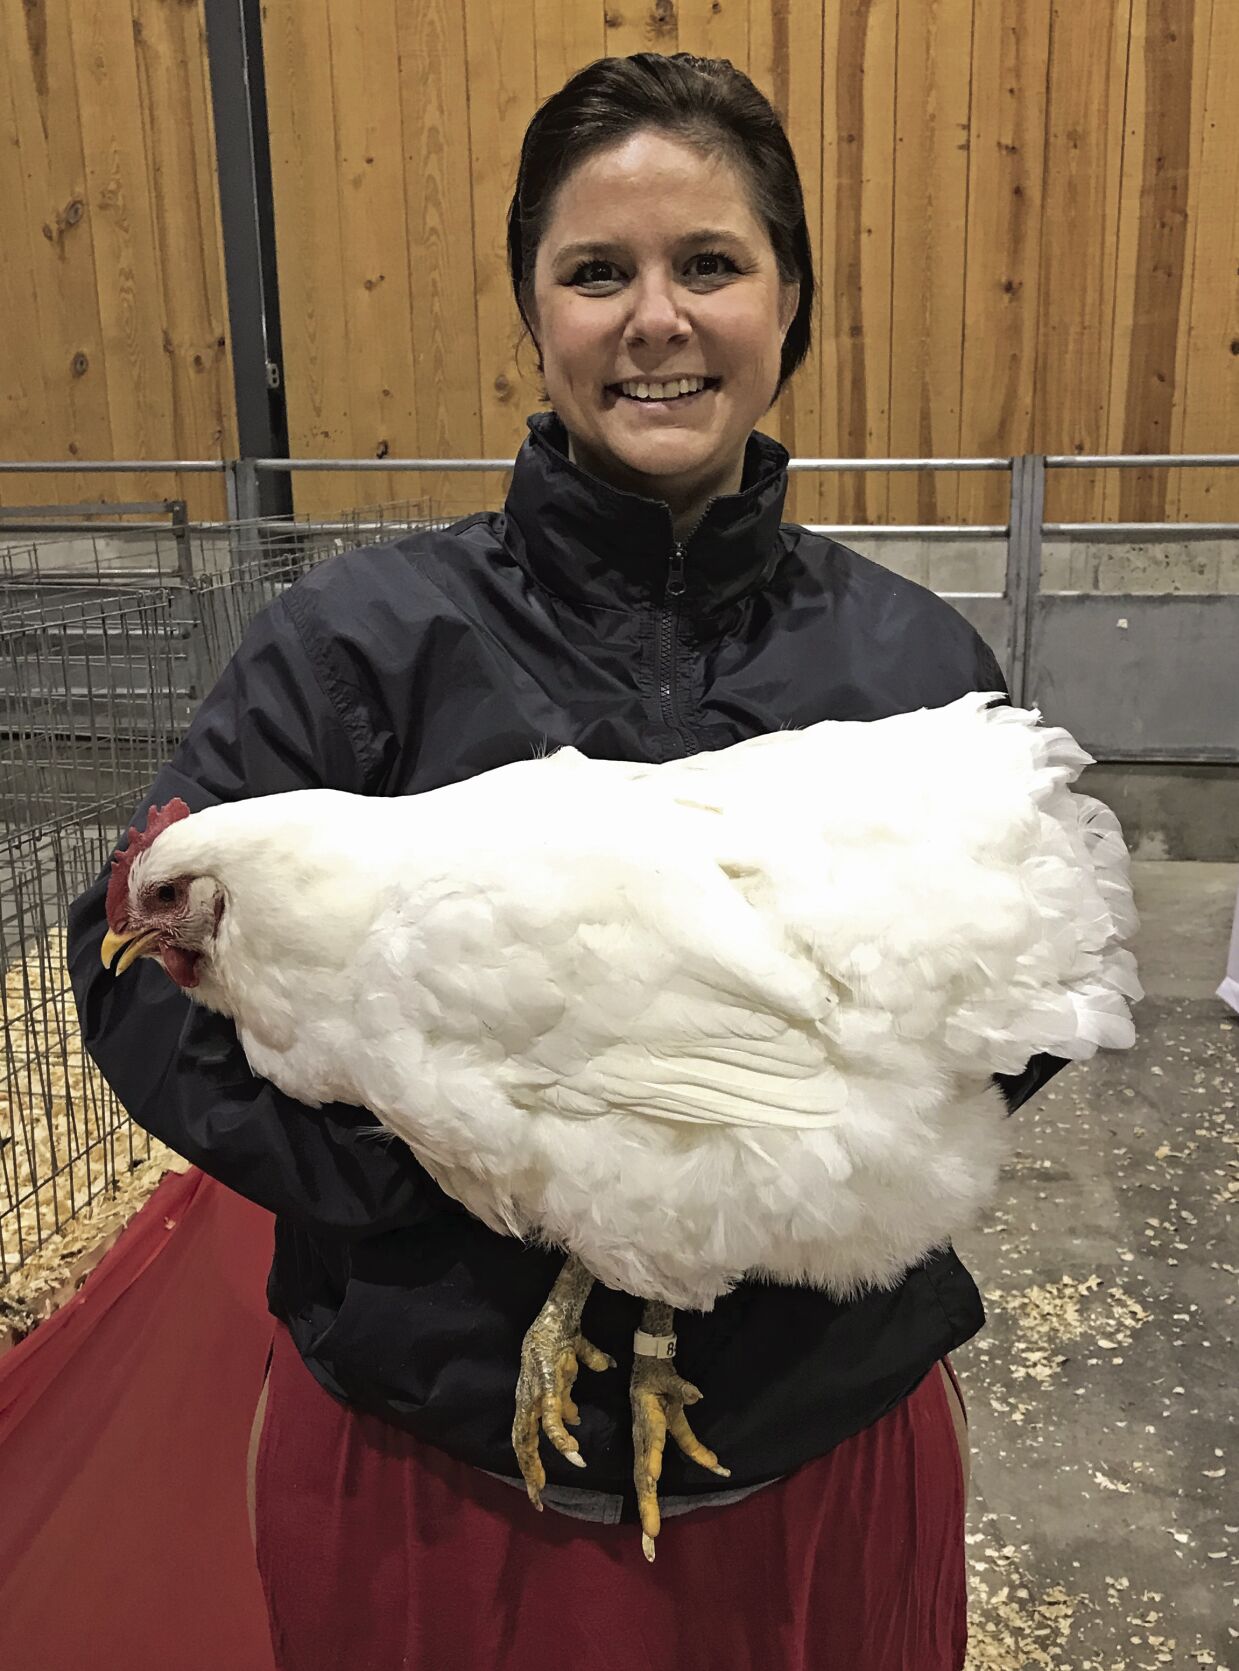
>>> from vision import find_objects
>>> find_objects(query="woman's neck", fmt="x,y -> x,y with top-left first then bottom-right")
566,433 -> 742,544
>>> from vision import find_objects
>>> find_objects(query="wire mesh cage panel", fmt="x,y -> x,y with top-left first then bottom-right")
1,500 -> 446,1293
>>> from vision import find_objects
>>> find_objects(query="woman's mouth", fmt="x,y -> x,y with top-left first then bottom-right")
605,377 -> 721,413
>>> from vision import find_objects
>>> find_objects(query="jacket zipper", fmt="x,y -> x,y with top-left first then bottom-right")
655,503 -> 713,756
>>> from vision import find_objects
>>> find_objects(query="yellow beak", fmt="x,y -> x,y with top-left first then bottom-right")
101,926 -> 162,976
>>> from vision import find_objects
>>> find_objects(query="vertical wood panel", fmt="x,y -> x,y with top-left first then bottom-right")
746,0 -> 779,463
1105,0 -> 1196,520
2,2 -> 1235,525
0,0 -> 230,517
131,0 -> 233,515
1171,0 -> 1236,518
1,0 -> 115,508
533,0 -> 607,102
325,0 -> 418,513
957,0 -> 1052,526
818,0 -> 897,524
1035,0 -> 1132,523
464,0 -> 539,498
397,0 -> 489,518
262,0 -> 355,514
782,0 -> 825,529
750,0 -> 824,526
888,0 -> 974,525
745,0 -> 772,464
678,0 -> 748,64
1162,0 -> 1211,521
65,0 -> 178,508
604,0 -> 679,61
0,2 -> 70,504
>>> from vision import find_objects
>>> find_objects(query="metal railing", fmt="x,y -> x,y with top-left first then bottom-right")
2,452 -> 1236,763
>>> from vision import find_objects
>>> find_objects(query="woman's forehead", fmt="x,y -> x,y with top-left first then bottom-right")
540,134 -> 763,257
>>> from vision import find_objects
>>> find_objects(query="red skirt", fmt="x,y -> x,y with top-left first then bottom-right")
255,1322 -> 968,1671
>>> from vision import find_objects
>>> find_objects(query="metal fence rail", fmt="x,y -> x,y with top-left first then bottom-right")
3,448 -> 1235,763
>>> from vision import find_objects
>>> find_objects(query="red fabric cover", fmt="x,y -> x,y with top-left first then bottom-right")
256,1321 -> 968,1671
0,1169 -> 276,1671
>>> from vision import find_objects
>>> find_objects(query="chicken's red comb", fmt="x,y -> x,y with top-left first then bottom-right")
105,798 -> 192,930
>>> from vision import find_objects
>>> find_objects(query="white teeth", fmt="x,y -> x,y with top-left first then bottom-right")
617,376 -> 710,401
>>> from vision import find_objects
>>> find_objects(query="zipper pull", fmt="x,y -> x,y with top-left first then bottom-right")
667,542 -> 686,599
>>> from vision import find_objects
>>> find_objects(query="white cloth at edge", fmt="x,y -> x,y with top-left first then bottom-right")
1219,881 -> 1239,1016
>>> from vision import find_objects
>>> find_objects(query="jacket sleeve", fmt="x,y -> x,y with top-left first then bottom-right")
66,585 -> 460,1238
970,633 -> 1071,1115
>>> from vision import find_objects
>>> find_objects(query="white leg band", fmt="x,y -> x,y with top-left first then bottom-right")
633,1329 -> 677,1360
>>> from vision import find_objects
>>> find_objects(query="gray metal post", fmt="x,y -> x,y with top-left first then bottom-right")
1023,455 -> 1045,710
1005,455 -> 1045,709
223,459 -> 240,522
168,499 -> 211,705
231,458 -> 263,524
203,0 -> 292,518
169,499 -> 192,584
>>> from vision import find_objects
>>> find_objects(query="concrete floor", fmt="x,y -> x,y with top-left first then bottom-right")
957,861 -> 1239,1668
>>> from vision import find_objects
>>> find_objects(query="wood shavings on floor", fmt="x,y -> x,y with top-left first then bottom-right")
965,1532 -> 1081,1668
956,995 -> 1237,1669
0,1145 -> 188,1341
981,1272 -> 1152,1405
1,925 -> 180,1341
964,1516 -> 1228,1669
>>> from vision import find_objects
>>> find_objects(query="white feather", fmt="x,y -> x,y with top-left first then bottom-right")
129,693 -> 1141,1310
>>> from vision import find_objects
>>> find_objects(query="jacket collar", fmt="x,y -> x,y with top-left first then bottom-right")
501,411 -> 790,612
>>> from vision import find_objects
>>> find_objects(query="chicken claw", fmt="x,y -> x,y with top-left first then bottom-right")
631,1303 -> 730,1561
513,1253 -> 614,1508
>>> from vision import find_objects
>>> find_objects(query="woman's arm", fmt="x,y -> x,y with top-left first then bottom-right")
66,587 -> 457,1239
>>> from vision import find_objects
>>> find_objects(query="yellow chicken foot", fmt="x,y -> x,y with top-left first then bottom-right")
512,1253 -> 615,1510
631,1298 -> 730,1562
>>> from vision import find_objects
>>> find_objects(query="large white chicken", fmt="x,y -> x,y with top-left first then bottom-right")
101,691 -> 1140,1556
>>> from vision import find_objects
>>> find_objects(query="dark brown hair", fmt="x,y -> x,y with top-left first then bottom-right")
507,53 -> 815,404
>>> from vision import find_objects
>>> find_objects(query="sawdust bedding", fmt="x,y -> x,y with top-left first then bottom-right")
1,926 -> 182,1340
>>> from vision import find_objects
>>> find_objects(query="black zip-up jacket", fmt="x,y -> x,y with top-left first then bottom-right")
68,412 -> 1065,1510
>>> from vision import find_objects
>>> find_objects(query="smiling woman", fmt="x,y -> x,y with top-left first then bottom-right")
508,56 -> 813,542
65,49 -> 1049,1671
528,133 -> 799,540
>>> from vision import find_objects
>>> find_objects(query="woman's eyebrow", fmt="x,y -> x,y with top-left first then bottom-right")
554,228 -> 749,262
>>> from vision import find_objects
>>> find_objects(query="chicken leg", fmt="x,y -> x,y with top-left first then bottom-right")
513,1253 -> 615,1507
512,1263 -> 730,1558
631,1298 -> 731,1561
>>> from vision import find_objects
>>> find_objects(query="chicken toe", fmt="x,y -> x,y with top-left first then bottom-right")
512,1253 -> 614,1508
631,1301 -> 730,1561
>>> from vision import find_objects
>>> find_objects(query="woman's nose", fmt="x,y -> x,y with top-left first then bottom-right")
623,273 -> 691,346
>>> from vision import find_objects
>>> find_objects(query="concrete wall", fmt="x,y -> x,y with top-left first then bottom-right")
847,535 -> 1239,596
1079,763 -> 1239,864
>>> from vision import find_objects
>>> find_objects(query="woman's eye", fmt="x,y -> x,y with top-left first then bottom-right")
569,251 -> 738,287
688,250 -> 738,279
573,259 -> 619,285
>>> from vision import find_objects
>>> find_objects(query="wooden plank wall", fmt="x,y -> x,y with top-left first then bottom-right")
0,0 -> 235,516
1,2 -> 1235,526
261,0 -> 1237,524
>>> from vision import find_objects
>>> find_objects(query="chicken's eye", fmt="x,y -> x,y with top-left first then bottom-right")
156,882 -> 177,904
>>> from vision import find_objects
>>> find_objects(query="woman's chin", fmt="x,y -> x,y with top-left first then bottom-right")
594,425 -> 722,487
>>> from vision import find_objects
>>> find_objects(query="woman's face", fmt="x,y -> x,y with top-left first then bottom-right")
529,130 -> 799,513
